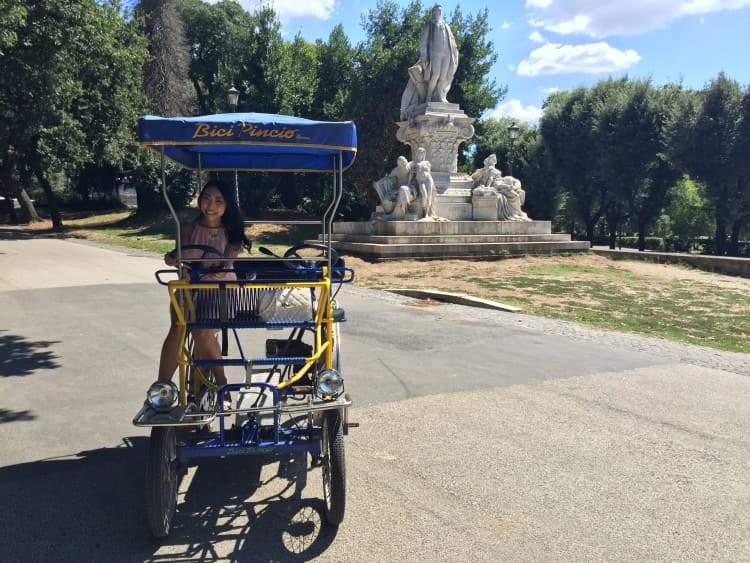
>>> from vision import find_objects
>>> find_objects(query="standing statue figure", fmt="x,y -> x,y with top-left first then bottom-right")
400,5 -> 459,119
421,5 -> 458,103
410,147 -> 437,218
372,147 -> 441,221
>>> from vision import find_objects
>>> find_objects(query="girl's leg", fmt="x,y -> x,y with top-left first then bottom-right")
192,329 -> 226,386
158,324 -> 180,382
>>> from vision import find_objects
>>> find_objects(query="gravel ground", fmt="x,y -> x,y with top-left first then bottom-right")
342,284 -> 750,377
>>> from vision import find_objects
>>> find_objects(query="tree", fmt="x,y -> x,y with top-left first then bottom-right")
0,0 -> 147,228
138,0 -> 195,115
539,87 -> 607,241
663,176 -> 713,245
599,80 -> 680,251
313,25 -> 355,121
669,73 -> 750,255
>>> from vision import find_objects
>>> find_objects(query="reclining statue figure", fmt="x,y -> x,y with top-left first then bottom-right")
470,153 -> 531,221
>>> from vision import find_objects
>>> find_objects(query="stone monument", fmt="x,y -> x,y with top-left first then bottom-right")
327,4 -> 589,259
393,4 -> 476,220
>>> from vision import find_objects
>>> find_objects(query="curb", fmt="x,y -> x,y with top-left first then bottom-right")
384,288 -> 521,312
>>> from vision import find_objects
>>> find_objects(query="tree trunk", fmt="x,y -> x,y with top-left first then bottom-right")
714,216 -> 726,256
0,159 -> 41,223
18,189 -> 40,223
585,219 -> 596,243
34,169 -> 63,231
728,219 -> 742,257
637,229 -> 646,252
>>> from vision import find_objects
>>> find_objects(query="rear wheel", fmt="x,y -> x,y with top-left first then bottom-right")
145,426 -> 179,538
321,410 -> 346,526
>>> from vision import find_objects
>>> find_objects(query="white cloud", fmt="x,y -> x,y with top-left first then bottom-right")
517,41 -> 641,76
487,99 -> 543,124
529,31 -> 546,43
541,86 -> 560,95
526,0 -> 553,7
526,0 -> 750,37
205,0 -> 336,21
501,21 -> 512,30
545,14 -> 592,35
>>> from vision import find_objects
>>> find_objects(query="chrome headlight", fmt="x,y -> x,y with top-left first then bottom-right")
147,380 -> 178,412
315,368 -> 344,400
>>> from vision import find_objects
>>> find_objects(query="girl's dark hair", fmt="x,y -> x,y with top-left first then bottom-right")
198,180 -> 251,250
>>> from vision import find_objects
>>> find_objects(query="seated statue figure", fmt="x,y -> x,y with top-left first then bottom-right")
372,147 -> 441,221
373,156 -> 414,218
470,153 -> 532,221
471,153 -> 503,196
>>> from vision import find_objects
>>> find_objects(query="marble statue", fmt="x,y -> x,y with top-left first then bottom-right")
373,147 -> 440,220
496,176 -> 531,221
400,4 -> 458,119
373,155 -> 414,218
469,154 -> 532,221
411,147 -> 437,218
471,153 -> 503,196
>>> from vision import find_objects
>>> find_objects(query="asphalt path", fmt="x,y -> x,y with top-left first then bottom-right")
0,235 -> 748,562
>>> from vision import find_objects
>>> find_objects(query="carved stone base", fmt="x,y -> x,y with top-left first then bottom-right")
396,102 -> 475,183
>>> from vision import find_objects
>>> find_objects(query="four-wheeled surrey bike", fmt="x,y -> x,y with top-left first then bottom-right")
132,112 -> 357,537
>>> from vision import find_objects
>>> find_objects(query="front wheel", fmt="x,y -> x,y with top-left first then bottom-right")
321,410 -> 346,526
145,426 -> 179,538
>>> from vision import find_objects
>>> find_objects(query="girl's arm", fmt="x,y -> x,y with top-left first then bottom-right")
164,221 -> 195,266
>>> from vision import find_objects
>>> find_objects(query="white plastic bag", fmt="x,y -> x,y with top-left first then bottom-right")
257,288 -> 313,323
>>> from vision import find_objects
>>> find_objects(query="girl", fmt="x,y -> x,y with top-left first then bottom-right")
157,180 -> 251,408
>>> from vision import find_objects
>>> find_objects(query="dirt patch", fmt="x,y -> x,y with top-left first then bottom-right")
345,253 -> 750,293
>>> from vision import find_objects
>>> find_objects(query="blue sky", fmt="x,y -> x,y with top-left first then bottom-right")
213,0 -> 750,123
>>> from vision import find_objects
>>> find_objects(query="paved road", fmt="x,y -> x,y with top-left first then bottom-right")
1,235 -> 749,562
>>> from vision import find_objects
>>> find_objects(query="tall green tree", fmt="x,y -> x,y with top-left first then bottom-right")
669,73 -> 750,255
0,0 -> 147,229
539,87 -> 607,241
313,25 -> 355,121
599,80 -> 681,251
138,0 -> 195,115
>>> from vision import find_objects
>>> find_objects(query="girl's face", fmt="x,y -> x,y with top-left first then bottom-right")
199,186 -> 226,226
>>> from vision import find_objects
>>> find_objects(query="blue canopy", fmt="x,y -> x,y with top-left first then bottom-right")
138,112 -> 357,172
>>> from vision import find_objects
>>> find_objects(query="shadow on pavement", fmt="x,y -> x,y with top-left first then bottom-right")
0,437 -> 337,562
0,330 -> 61,377
0,408 -> 35,423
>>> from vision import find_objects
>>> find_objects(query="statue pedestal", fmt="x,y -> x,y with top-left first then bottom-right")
472,192 -> 499,220
397,102 -> 475,220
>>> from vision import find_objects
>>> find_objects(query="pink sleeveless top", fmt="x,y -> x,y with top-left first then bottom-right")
183,222 -> 237,281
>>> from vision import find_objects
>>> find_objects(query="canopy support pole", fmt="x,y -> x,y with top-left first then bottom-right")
161,146 -> 181,263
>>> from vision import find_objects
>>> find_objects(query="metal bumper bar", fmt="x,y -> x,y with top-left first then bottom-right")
132,396 -> 352,428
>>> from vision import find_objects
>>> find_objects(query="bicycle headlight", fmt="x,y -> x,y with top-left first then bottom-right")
147,380 -> 178,412
315,368 -> 344,400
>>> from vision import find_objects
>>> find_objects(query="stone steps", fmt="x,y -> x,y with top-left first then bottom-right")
329,233 -> 575,244
320,220 -> 590,260
327,239 -> 590,260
